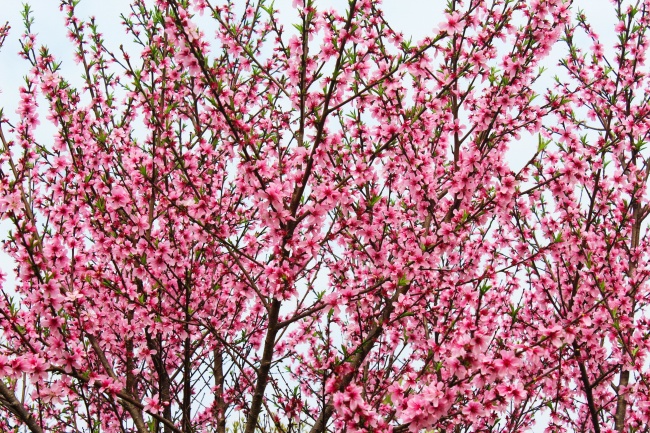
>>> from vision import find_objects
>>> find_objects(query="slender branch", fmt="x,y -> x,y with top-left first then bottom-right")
0,381 -> 43,433
243,298 -> 282,433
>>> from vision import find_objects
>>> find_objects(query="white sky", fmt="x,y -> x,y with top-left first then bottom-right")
0,0 -> 617,168
0,0 -> 619,430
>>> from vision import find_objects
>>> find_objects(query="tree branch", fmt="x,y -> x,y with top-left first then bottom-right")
0,380 -> 43,433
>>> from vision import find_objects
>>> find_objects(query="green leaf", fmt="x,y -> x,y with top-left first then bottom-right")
398,276 -> 410,287
509,303 -> 521,320
537,134 -> 550,152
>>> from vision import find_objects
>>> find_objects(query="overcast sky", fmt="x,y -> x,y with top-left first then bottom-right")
0,0 -> 618,167
0,0 -> 619,429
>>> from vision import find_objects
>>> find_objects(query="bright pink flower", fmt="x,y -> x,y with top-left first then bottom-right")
440,12 -> 463,34
0,1 -> 648,432
144,396 -> 162,413
493,350 -> 521,377
110,185 -> 129,208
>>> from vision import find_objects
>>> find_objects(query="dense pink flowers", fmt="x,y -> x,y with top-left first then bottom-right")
1,0 -> 650,432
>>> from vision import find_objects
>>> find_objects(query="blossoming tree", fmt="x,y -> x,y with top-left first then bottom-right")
1,0 -> 650,432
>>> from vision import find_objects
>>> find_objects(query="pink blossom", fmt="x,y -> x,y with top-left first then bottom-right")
440,12 -> 463,34
144,396 -> 162,413
0,1 -> 648,431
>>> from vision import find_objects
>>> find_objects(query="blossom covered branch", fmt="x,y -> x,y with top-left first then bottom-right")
1,0 -> 650,432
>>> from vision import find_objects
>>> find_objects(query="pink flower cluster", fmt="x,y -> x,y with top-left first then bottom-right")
0,0 -> 649,432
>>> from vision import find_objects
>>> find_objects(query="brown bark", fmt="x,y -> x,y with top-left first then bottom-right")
615,202 -> 642,431
214,348 -> 227,433
614,370 -> 629,432
244,298 -> 281,433
0,380 -> 43,433
182,278 -> 193,433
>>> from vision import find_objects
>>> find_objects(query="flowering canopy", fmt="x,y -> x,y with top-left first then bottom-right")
1,0 -> 650,432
